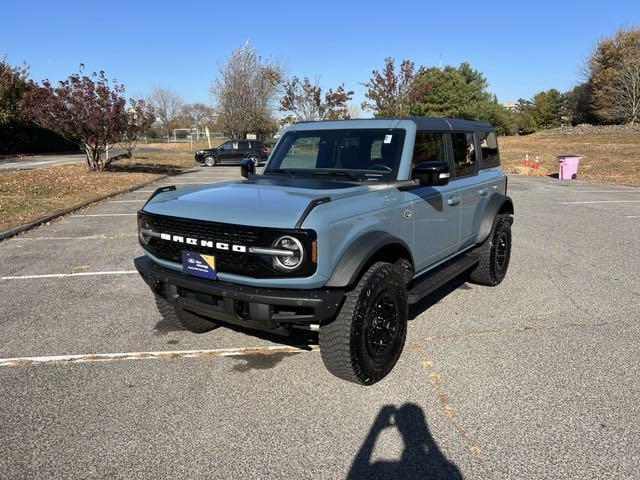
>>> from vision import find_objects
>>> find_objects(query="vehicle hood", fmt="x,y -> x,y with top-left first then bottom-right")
142,177 -> 376,228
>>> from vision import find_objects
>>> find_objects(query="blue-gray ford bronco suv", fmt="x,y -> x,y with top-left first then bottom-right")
135,117 -> 514,385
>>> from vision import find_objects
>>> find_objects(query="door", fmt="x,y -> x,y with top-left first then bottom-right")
408,131 -> 461,273
217,141 -> 238,163
450,132 -> 480,248
237,140 -> 251,163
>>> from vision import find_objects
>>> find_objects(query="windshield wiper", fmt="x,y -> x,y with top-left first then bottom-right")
264,168 -> 295,178
311,170 -> 361,182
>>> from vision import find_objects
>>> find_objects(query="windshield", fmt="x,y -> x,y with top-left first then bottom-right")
265,129 -> 405,181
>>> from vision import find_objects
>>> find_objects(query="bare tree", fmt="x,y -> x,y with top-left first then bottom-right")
347,103 -> 362,119
280,76 -> 354,120
211,42 -> 283,139
148,87 -> 183,139
120,99 -> 156,155
180,102 -> 216,130
610,59 -> 640,125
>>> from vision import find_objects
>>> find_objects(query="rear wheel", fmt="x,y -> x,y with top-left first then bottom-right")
469,213 -> 512,286
154,295 -> 219,333
204,155 -> 217,167
319,262 -> 407,385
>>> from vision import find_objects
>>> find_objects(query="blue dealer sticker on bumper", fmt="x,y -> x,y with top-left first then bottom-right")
182,251 -> 217,280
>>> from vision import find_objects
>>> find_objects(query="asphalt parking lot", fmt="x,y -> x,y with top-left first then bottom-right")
1,167 -> 639,479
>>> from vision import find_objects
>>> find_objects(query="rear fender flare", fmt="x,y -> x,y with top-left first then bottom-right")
475,193 -> 514,245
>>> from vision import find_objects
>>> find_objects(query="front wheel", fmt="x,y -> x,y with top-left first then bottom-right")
319,262 -> 408,385
469,213 -> 512,286
204,155 -> 217,167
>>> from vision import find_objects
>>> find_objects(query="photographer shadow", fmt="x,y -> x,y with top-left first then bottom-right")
347,403 -> 462,480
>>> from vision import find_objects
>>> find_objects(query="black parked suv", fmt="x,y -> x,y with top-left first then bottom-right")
195,140 -> 268,167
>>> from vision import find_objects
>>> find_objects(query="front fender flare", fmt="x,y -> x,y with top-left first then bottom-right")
324,232 -> 413,288
475,193 -> 514,245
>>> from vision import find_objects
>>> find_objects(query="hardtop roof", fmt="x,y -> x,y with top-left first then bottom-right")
291,116 -> 494,131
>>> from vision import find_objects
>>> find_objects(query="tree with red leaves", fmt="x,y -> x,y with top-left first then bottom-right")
361,58 -> 426,117
22,66 -> 151,171
280,77 -> 354,121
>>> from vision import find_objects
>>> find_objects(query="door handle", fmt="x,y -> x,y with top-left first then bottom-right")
447,197 -> 460,206
478,188 -> 489,196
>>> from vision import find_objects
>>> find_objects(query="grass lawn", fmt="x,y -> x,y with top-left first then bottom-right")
500,132 -> 640,185
0,144 -> 205,234
0,163 -> 166,232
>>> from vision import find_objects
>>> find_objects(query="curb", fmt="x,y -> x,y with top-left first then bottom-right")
0,173 -> 182,242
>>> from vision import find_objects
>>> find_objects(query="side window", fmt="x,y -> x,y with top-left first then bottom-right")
219,141 -> 233,150
238,140 -> 249,150
412,131 -> 447,167
479,131 -> 500,168
451,132 -> 477,178
280,136 -> 321,169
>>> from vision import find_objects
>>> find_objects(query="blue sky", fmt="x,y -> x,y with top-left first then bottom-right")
2,0 -> 639,110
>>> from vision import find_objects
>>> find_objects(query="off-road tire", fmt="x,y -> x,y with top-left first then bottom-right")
469,213 -> 512,286
154,295 -> 218,333
319,262 -> 408,385
204,155 -> 217,167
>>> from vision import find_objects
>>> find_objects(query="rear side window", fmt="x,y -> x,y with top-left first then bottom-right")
412,131 -> 447,166
238,140 -> 250,150
479,131 -> 500,168
451,132 -> 477,178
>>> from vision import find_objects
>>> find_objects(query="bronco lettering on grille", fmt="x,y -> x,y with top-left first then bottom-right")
159,233 -> 247,253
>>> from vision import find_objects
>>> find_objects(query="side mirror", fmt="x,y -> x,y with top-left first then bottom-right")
240,158 -> 256,179
412,161 -> 450,186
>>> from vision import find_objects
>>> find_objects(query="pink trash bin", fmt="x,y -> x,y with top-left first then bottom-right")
557,155 -> 581,180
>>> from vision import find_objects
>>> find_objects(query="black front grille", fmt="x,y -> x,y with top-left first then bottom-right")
139,212 -> 316,278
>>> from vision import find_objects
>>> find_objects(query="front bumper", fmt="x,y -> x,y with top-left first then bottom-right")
194,152 -> 205,163
135,255 -> 344,334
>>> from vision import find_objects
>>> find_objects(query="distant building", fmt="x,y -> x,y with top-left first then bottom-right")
502,101 -> 518,112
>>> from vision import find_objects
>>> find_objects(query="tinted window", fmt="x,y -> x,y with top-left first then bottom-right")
479,131 -> 500,168
219,141 -> 233,150
412,131 -> 447,166
451,132 -> 477,178
238,140 -> 250,150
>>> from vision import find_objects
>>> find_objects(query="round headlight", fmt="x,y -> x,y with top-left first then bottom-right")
272,236 -> 304,271
138,217 -> 154,245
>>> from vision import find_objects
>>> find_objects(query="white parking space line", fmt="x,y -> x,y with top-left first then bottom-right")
72,214 -> 137,217
0,345 -> 319,367
1,270 -> 138,280
570,190 -> 639,193
625,215 -> 640,218
560,200 -> 640,204
110,200 -> 146,203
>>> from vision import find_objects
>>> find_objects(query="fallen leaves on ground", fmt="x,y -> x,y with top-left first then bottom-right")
0,163 -> 161,231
